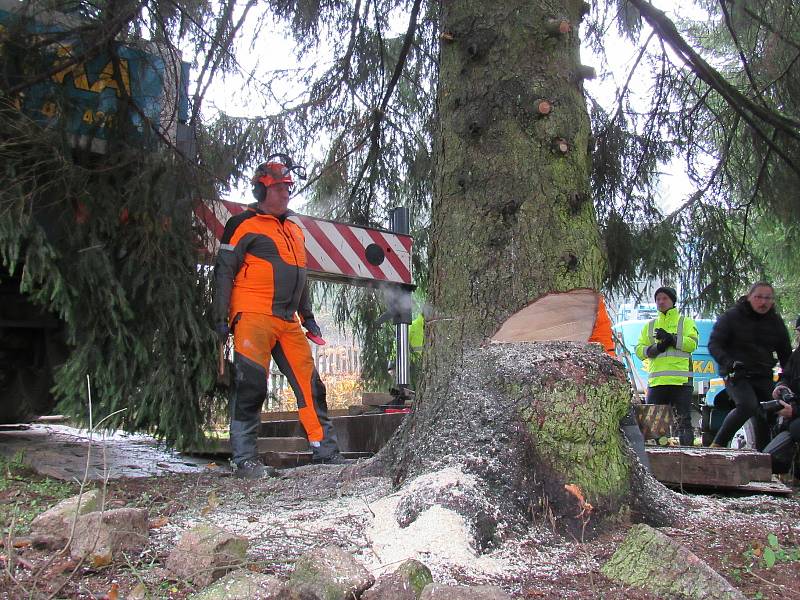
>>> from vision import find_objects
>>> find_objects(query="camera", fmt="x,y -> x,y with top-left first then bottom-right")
761,388 -> 796,413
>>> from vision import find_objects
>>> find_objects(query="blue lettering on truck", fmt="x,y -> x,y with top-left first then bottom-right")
0,4 -> 188,148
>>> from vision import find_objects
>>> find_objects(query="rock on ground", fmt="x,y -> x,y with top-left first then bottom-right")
286,545 -> 374,600
362,559 -> 433,600
166,523 -> 249,588
419,583 -> 512,599
187,569 -> 281,600
69,507 -> 148,561
601,523 -> 747,600
30,488 -> 102,542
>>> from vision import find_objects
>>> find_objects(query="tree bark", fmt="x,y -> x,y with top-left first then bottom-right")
364,0 -> 681,536
425,0 -> 603,398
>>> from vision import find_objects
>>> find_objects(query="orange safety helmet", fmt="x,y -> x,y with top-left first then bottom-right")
251,153 -> 307,201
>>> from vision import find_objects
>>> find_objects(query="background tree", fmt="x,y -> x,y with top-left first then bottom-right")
0,0 -> 229,443
593,0 -> 800,314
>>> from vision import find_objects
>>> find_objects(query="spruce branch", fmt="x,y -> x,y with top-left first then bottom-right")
628,0 -> 800,181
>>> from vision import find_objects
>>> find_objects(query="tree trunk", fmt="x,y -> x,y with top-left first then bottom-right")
365,0 -> 680,537
422,0 -> 604,402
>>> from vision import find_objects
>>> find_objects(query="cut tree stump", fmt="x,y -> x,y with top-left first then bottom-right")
490,288 -> 600,343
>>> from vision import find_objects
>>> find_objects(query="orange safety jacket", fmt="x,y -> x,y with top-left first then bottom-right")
214,205 -> 314,327
588,295 -> 615,357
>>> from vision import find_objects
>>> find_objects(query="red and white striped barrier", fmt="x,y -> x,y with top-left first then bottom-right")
194,199 -> 413,287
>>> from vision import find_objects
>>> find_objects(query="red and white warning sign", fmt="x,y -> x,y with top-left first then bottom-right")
194,199 -> 413,287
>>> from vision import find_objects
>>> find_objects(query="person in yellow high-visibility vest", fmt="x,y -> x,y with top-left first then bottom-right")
635,286 -> 699,446
409,314 -> 424,356
407,313 -> 425,389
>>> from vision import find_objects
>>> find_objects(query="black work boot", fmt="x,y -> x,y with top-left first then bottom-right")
311,452 -> 353,465
234,458 -> 279,479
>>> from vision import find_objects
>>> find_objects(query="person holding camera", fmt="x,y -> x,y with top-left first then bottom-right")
762,316 -> 800,473
708,282 -> 792,450
635,286 -> 699,446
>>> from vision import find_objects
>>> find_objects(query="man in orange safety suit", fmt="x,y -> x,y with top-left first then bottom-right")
214,155 -> 345,478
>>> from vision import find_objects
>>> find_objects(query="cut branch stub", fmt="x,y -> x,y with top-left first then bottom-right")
574,65 -> 597,81
440,31 -> 455,42
567,191 -> 588,215
561,251 -> 579,272
552,137 -> 569,154
535,99 -> 552,116
544,18 -> 571,36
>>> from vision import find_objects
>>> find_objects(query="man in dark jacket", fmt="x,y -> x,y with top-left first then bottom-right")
709,282 -> 792,450
762,316 -> 800,473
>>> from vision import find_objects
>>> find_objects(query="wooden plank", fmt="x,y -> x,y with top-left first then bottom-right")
659,478 -> 792,495
193,436 -> 310,455
347,405 -> 386,415
260,409 -> 350,421
257,437 -> 309,452
261,451 -> 372,468
732,480 -> 793,495
646,446 -> 772,488
258,413 -> 407,453
192,413 -> 407,458
34,415 -> 69,423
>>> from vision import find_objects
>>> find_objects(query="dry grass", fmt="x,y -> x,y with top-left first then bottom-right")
270,373 -> 365,411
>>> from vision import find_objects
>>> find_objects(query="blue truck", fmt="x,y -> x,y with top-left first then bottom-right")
613,318 -> 756,448
0,0 -> 191,153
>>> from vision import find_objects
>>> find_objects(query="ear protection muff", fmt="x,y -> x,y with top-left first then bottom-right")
251,180 -> 267,201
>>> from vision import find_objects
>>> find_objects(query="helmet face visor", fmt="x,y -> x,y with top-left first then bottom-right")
256,162 -> 294,189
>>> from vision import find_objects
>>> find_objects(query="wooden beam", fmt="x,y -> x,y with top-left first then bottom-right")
646,446 -> 772,488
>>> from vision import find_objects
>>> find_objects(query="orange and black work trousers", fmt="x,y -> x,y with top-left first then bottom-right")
229,312 -> 339,465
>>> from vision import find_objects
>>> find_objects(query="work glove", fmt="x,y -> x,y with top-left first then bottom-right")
303,318 -> 322,338
654,328 -> 676,347
645,344 -> 660,359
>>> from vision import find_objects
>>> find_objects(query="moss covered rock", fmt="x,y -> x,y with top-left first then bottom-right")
363,559 -> 433,599
166,523 -> 248,587
602,523 -> 746,599
286,545 -> 374,600
188,569 -> 281,600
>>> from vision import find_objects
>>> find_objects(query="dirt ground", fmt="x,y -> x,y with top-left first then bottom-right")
1,459 -> 799,600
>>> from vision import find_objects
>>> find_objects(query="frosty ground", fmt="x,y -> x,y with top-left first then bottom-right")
1,451 -> 799,600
